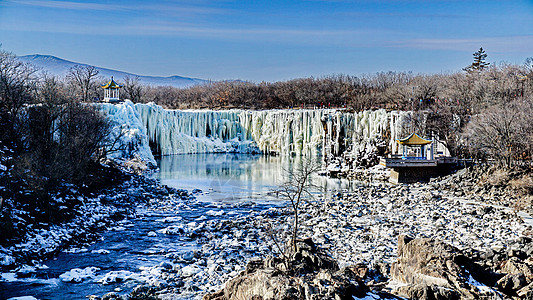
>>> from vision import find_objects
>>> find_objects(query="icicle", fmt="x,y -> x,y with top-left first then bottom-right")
100,102 -> 425,164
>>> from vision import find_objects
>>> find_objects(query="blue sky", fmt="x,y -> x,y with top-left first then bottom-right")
1,0 -> 532,82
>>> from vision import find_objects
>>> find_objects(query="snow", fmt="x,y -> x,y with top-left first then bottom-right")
59,266 -> 100,283
96,270 -> 133,285
181,265 -> 202,277
159,224 -> 187,235
91,249 -> 110,254
0,254 -> 15,266
1,272 -> 17,282
466,273 -> 501,295
206,209 -> 225,216
353,293 -> 382,300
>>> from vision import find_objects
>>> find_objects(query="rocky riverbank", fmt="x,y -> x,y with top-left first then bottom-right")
104,167 -> 533,299
4,165 -> 533,299
0,173 -> 191,275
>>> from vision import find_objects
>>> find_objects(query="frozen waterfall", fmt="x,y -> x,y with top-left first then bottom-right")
99,101 -> 413,165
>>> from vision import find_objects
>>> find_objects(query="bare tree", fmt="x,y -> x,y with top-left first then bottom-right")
463,99 -> 533,167
277,157 -> 321,252
66,65 -> 100,102
0,49 -> 37,147
122,75 -> 144,102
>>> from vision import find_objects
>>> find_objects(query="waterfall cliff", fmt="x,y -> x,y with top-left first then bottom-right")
100,101 -> 413,165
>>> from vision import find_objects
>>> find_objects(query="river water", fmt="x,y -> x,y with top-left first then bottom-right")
1,154 -> 351,299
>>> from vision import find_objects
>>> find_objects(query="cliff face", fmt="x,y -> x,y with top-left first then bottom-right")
101,101 -> 416,166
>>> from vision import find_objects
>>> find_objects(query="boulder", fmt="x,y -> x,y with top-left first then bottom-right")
496,273 -> 526,293
517,281 -> 533,298
395,283 -> 460,300
390,235 -> 499,299
203,239 -> 369,300
500,257 -> 533,280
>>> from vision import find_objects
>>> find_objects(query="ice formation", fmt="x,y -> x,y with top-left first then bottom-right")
98,100 -> 156,166
239,109 -> 332,156
135,103 -> 258,155
99,101 -> 417,163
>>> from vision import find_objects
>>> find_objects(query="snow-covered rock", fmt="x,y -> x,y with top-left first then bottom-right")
59,266 -> 100,283
97,270 -> 134,285
0,254 -> 15,266
181,265 -> 201,277
91,249 -> 110,254
1,272 -> 17,282
7,296 -> 40,300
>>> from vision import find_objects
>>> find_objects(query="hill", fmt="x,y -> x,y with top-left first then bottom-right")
19,54 -> 207,88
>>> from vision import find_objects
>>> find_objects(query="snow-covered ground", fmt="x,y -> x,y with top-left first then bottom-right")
2,170 -> 531,299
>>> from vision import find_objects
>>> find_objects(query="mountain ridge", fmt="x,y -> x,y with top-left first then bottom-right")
19,54 -> 207,88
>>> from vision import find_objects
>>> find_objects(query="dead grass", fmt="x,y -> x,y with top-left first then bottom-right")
479,167 -> 510,187
510,174 -> 533,195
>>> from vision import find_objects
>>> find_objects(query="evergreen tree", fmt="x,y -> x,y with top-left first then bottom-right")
463,47 -> 490,73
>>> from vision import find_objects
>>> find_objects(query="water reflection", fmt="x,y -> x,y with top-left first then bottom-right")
153,153 -> 355,203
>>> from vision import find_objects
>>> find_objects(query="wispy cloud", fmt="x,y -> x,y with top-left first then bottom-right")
10,0 -> 231,15
11,0 -> 125,11
391,35 -> 533,53
339,11 -> 465,19
1,17 -> 390,46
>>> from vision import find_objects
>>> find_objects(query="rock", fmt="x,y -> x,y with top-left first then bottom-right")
390,235 -> 493,299
203,239 -> 369,300
127,285 -> 159,300
500,258 -> 533,280
160,261 -> 173,270
395,283 -> 460,300
101,292 -> 122,300
181,265 -> 201,277
517,281 -> 533,298
496,273 -> 526,293
59,266 -> 100,283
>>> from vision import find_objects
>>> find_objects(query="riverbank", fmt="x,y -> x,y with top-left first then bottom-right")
154,165 -> 533,299
0,169 -> 191,277
3,164 -> 533,299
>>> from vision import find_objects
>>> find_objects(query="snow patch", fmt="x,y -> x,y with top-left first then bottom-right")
59,266 -> 100,283
96,270 -> 133,285
1,272 -> 17,282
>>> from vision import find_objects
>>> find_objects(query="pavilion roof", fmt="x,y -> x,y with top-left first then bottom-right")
397,133 -> 432,145
101,77 -> 122,89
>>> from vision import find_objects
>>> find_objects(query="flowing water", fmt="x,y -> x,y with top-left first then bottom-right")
1,154 -> 351,299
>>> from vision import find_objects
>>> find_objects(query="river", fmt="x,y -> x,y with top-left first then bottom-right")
1,154 -> 351,299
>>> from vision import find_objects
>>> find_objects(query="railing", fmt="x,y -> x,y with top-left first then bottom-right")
380,157 -> 437,167
380,156 -> 458,168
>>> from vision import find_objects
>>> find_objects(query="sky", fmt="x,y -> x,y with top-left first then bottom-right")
0,0 -> 532,82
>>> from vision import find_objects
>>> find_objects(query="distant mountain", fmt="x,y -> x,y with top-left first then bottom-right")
19,54 -> 207,88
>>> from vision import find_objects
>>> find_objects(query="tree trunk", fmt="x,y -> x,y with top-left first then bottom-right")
292,210 -> 298,253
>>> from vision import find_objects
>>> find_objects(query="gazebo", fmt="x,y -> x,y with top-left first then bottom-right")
397,133 -> 434,160
380,133 -> 457,183
102,77 -> 123,103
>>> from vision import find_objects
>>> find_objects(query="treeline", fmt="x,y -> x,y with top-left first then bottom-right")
126,52 -> 533,167
0,49 -> 123,235
133,63 -> 533,114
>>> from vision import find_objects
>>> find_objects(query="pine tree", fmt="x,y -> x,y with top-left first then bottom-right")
463,47 -> 490,73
